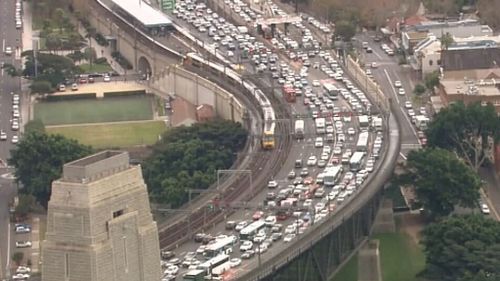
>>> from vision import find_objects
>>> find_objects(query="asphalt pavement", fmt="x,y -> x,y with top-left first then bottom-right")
0,0 -> 25,278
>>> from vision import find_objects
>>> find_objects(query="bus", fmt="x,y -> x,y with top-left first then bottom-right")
204,236 -> 237,258
262,107 -> 275,149
239,220 -> 266,240
349,152 -> 365,171
198,254 -> 230,274
323,166 -> 343,187
315,117 -> 326,134
295,119 -> 305,139
183,269 -> 207,281
356,132 -> 369,152
323,83 -> 339,99
211,261 -> 232,280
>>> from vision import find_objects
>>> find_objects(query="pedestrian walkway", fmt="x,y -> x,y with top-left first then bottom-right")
30,217 -> 40,273
21,1 -> 34,53
76,25 -> 127,75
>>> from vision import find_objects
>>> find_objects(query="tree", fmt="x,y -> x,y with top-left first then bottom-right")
67,50 -> 85,63
334,20 -> 356,42
142,120 -> 247,207
8,132 -> 93,208
23,52 -> 80,87
30,80 -> 54,94
421,215 -> 500,281
413,84 -> 426,95
424,71 -> 440,93
12,252 -> 24,266
15,194 -> 37,218
460,271 -> 500,281
441,32 -> 454,50
397,148 -> 481,217
426,101 -> 500,171
24,119 -> 46,134
2,63 -> 21,77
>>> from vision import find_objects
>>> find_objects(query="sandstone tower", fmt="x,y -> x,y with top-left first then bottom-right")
41,151 -> 161,281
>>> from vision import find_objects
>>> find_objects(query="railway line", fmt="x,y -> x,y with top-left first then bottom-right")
91,0 -> 292,250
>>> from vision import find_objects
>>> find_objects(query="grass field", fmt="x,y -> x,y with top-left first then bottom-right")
331,233 -> 425,281
34,96 -> 153,125
47,121 -> 166,148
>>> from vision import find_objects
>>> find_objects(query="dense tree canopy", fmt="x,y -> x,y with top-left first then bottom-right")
398,148 -> 481,217
334,21 -> 356,42
8,132 -> 93,207
142,120 -> 247,208
422,215 -> 500,281
426,102 -> 500,171
22,51 -> 81,89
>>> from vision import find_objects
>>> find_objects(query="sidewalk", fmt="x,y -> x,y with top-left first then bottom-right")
30,217 -> 40,273
21,1 -> 34,53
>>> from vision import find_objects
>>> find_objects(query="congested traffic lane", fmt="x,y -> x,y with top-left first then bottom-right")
160,1 -> 385,280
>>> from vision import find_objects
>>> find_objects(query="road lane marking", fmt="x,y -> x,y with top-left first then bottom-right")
383,69 -> 421,142
399,152 -> 407,160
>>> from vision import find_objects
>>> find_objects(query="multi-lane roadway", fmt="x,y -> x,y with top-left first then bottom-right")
0,0 -> 23,278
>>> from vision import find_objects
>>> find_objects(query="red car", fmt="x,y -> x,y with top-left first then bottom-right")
252,211 -> 264,221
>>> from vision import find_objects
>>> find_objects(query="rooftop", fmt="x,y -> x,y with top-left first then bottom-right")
62,151 -> 130,183
441,78 -> 500,97
441,48 -> 500,71
110,0 -> 172,27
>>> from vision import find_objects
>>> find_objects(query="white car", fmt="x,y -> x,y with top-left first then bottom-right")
398,88 -> 405,95
481,203 -> 490,214
283,233 -> 296,242
5,46 -> 12,55
12,273 -> 30,280
12,135 -> 19,144
314,138 -> 323,148
404,101 -> 412,109
15,241 -> 32,248
235,221 -> 248,231
103,74 -> 111,82
229,258 -> 242,267
307,156 -> 317,166
253,232 -> 266,243
312,80 -> 320,87
267,180 -> 279,188
164,265 -> 179,275
0,131 -> 7,140
16,266 -> 31,274
347,127 -> 356,135
264,215 -> 277,226
394,80 -> 402,88
240,240 -> 253,251
337,133 -> 346,142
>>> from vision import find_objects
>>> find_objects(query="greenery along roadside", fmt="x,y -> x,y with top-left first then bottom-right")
8,130 -> 93,208
142,119 -> 247,208
421,215 -> 500,281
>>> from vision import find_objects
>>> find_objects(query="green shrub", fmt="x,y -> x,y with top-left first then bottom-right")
45,93 -> 97,101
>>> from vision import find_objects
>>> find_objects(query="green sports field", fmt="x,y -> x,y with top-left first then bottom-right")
46,121 -> 166,148
34,96 -> 153,125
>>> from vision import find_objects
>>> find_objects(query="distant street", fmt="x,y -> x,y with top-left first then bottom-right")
0,0 -> 22,278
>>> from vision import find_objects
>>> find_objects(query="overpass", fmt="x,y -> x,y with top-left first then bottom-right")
77,1 -> 402,280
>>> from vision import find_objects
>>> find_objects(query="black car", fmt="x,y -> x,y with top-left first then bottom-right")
161,250 -> 175,260
194,233 -> 207,243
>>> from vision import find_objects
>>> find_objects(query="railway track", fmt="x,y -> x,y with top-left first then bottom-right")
159,63 -> 293,249
90,0 -> 293,251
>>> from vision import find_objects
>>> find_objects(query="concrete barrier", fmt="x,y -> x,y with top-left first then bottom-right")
146,65 -> 246,124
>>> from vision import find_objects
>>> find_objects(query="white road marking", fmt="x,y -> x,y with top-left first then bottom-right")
399,152 -> 407,160
2,39 -> 4,52
383,69 -> 421,142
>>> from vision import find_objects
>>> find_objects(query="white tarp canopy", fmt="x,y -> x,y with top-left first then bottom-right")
111,0 -> 172,27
